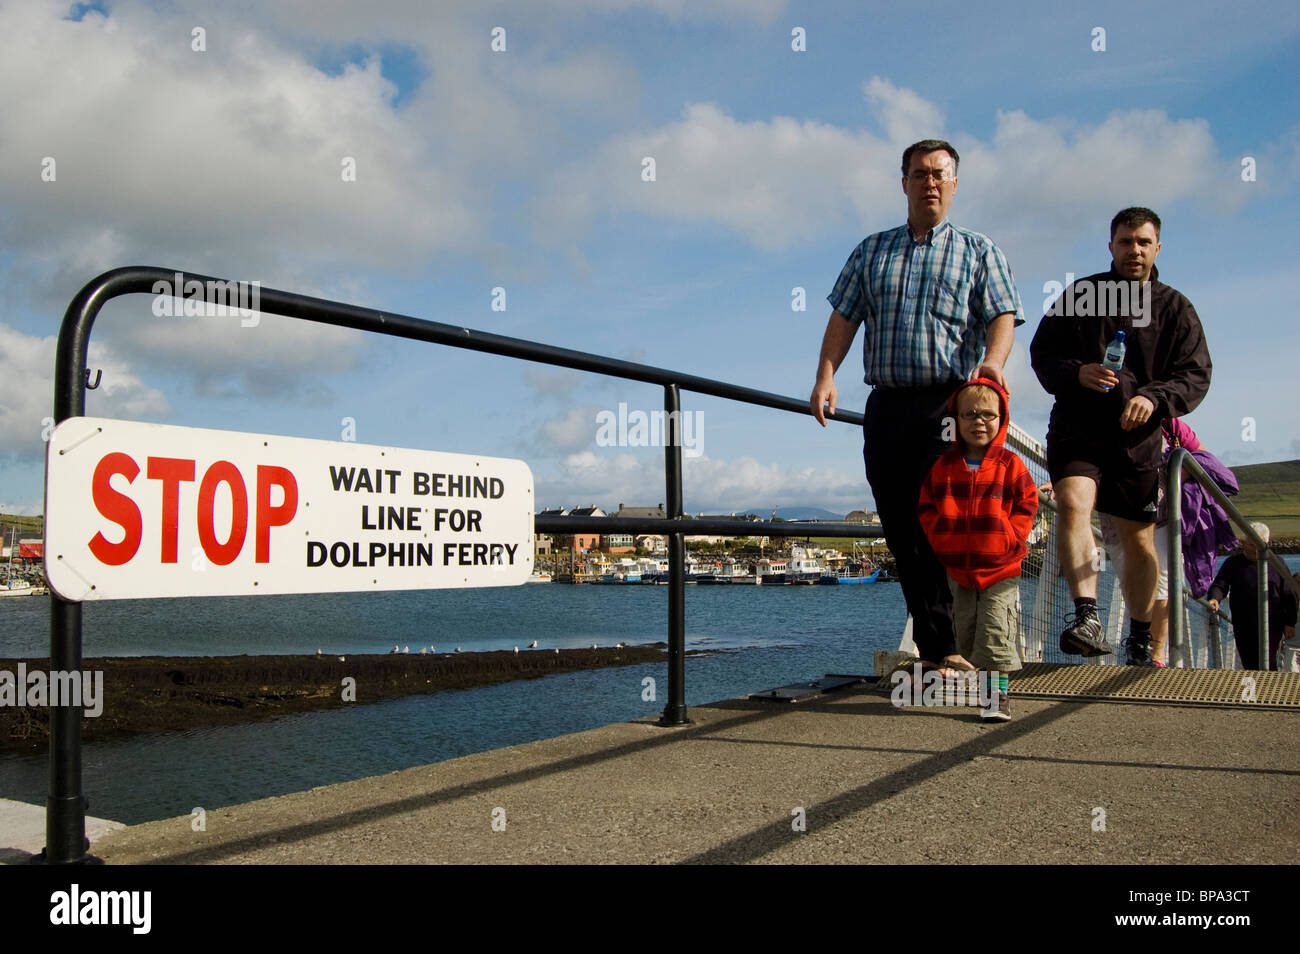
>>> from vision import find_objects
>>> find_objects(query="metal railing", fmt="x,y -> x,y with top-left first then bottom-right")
45,266 -> 883,863
1167,448 -> 1300,665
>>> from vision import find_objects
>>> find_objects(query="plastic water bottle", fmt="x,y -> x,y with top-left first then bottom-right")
1101,330 -> 1125,391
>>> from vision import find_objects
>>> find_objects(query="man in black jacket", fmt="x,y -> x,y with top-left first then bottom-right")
1030,208 -> 1211,665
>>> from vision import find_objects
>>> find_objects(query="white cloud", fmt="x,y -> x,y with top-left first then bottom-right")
538,449 -> 866,513
956,107 -> 1233,272
533,82 -> 1241,274
111,293 -> 365,401
0,2 -> 477,288
532,101 -> 899,250
862,77 -> 945,145
540,405 -> 604,453
0,324 -> 169,460
525,368 -> 583,399
224,0 -> 787,36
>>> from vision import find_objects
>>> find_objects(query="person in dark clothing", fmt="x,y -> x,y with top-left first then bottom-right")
1206,523 -> 1298,671
1030,207 -> 1212,666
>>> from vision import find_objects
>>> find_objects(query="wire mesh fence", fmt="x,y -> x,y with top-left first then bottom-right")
1002,422 -> 1235,669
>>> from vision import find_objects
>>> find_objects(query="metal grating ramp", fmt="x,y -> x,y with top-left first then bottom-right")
1010,663 -> 1300,709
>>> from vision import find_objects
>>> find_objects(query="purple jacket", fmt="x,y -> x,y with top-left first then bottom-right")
1177,449 -> 1239,598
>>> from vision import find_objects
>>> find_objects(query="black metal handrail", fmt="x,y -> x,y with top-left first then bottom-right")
1166,448 -> 1300,664
534,515 -> 881,536
45,266 -> 881,863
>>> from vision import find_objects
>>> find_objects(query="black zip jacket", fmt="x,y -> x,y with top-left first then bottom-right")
1029,264 -> 1211,470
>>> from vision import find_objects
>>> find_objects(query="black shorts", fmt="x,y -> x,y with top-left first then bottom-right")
1048,450 -> 1159,523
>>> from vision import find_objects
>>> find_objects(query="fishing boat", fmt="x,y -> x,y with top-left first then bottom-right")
817,563 -> 882,584
1,529 -> 38,596
754,558 -> 789,585
711,558 -> 755,583
787,545 -> 825,584
817,542 -> 885,584
685,556 -> 717,583
638,557 -> 669,583
0,578 -> 37,597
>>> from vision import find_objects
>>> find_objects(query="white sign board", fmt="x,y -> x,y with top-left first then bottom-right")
44,417 -> 534,601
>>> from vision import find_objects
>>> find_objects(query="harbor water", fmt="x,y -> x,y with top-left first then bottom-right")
0,582 -> 908,824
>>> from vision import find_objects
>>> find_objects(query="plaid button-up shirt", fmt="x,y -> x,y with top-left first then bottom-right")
827,220 -> 1023,388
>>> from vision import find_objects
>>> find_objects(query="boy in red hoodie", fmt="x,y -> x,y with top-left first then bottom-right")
918,379 -> 1038,721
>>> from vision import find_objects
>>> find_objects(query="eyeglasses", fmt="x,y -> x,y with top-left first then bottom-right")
907,170 -> 953,184
959,411 -> 999,423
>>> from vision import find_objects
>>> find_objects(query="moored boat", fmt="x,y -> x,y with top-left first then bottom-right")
817,564 -> 882,584
788,545 -> 825,584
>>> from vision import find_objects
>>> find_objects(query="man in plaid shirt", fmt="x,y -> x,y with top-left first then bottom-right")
810,139 -> 1023,673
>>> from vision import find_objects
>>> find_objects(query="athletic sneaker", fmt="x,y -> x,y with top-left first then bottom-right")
1123,634 -> 1156,667
1059,608 -> 1113,657
981,691 -> 1011,722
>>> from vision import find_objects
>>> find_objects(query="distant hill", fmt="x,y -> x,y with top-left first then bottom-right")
1228,459 -> 1300,537
0,514 -> 44,541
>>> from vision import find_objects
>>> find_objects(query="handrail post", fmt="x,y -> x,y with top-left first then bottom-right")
659,384 -> 690,726
42,277 -> 105,865
1167,449 -> 1187,657
45,600 -> 88,864
1257,551 -> 1269,671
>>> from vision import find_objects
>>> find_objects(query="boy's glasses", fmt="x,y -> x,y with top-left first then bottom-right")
959,411 -> 999,423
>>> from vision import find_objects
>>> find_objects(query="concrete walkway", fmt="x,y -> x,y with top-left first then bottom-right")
0,798 -> 124,864
76,688 -> 1299,864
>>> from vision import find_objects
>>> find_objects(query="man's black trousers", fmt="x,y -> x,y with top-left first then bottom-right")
863,384 -> 958,664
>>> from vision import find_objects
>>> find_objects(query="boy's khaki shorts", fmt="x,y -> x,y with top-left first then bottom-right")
948,575 -> 1023,673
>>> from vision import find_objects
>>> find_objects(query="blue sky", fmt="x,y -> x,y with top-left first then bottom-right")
2,0 -> 1298,516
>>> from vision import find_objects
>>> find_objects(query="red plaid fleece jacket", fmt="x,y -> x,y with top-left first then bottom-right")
917,378 -> 1038,591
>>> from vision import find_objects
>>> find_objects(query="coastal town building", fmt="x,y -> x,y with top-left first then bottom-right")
600,533 -> 635,553
614,503 -> 666,520
636,534 -> 667,554
540,505 -> 605,552
844,510 -> 881,525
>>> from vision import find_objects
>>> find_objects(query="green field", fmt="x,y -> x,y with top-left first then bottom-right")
1227,459 -> 1300,537
0,514 -> 44,541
